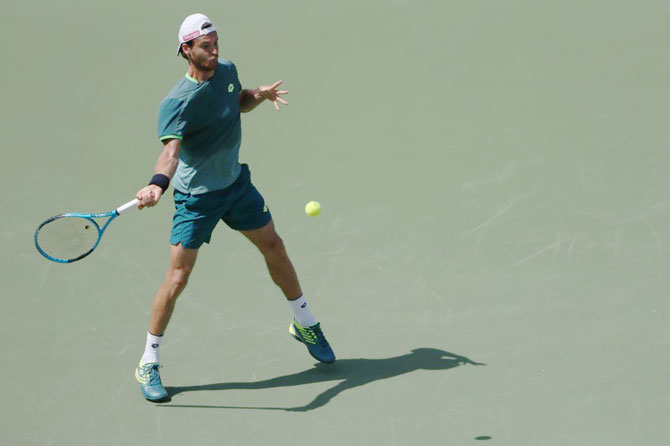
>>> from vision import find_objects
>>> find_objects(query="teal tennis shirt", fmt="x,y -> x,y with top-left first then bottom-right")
157,59 -> 243,195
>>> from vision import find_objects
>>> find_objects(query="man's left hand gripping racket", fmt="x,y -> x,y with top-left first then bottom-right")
34,199 -> 139,263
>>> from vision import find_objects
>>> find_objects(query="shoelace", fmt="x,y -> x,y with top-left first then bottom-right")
299,324 -> 324,345
141,364 -> 162,386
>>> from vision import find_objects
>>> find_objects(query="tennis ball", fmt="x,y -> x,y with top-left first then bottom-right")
305,201 -> 321,216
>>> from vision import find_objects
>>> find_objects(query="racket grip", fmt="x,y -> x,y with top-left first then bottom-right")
117,199 -> 139,214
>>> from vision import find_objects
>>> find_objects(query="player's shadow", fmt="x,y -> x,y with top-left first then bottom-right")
161,348 -> 485,411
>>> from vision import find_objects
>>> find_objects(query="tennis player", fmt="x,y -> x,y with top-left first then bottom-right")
133,13 -> 335,402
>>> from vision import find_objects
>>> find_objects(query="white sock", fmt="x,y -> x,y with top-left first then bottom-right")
140,332 -> 163,365
288,295 -> 317,327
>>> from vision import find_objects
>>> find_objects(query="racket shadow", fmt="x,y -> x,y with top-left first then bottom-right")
161,348 -> 485,411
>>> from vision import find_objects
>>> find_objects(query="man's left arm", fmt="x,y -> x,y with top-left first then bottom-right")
239,80 -> 288,113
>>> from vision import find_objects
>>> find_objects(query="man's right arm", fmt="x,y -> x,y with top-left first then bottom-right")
136,138 -> 181,209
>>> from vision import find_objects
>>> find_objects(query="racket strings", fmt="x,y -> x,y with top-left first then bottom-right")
36,217 -> 100,260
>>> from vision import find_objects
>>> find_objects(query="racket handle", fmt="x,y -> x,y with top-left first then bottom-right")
117,199 -> 139,214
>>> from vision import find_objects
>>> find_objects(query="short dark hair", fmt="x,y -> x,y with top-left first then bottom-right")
179,40 -> 195,60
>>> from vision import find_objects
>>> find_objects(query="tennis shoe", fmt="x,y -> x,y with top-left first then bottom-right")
135,362 -> 168,402
289,321 -> 336,364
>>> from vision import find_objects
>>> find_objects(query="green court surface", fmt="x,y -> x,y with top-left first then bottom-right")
2,1 -> 669,444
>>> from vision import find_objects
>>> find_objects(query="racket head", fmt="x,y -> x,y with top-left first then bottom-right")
34,215 -> 103,263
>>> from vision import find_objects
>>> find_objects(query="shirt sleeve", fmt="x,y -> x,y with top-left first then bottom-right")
231,63 -> 243,92
157,98 -> 186,141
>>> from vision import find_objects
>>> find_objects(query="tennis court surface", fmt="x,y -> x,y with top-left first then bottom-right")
2,1 -> 669,444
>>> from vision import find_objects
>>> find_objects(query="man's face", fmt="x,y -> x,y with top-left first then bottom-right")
184,32 -> 219,71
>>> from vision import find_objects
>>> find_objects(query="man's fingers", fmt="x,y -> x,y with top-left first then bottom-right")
136,186 -> 162,209
137,194 -> 147,209
259,81 -> 287,109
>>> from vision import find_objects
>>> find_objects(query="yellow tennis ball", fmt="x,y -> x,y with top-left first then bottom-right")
305,201 -> 321,216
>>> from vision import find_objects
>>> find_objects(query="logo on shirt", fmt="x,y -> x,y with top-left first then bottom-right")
228,83 -> 235,92
263,204 -> 269,213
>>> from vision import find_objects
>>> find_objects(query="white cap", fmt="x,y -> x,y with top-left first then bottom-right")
177,13 -> 217,55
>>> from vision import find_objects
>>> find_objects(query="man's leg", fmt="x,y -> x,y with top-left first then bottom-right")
240,220 -> 301,300
136,244 -> 199,401
241,221 -> 335,364
149,244 -> 200,336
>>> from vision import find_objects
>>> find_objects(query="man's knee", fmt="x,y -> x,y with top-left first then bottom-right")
260,233 -> 286,257
166,244 -> 198,292
167,265 -> 193,292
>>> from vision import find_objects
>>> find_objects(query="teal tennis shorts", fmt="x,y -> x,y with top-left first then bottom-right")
170,164 -> 272,249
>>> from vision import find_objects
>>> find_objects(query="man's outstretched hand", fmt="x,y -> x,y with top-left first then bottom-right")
256,80 -> 289,110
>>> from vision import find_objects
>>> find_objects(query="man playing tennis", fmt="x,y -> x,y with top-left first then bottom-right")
133,13 -> 335,402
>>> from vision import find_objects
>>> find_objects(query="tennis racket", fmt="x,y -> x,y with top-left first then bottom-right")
34,199 -> 139,263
